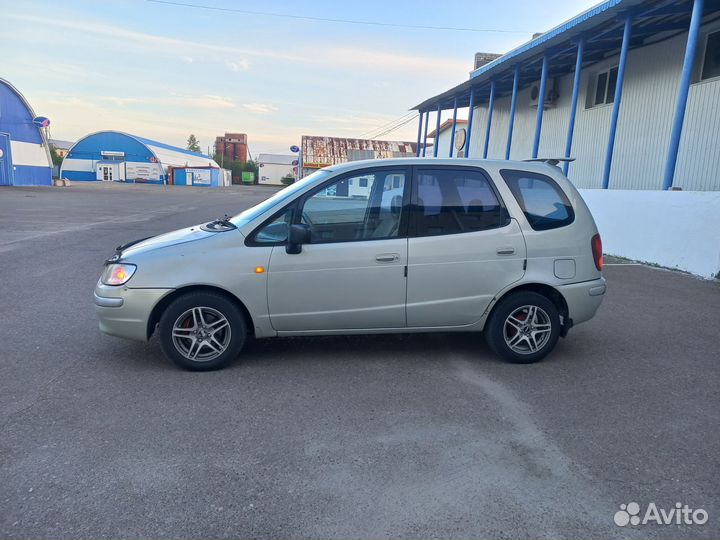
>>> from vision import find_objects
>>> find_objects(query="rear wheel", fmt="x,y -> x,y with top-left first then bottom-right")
158,292 -> 246,371
485,291 -> 560,364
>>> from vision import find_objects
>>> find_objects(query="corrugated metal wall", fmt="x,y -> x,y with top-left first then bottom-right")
461,24 -> 720,191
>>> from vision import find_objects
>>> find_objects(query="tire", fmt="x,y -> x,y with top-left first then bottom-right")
158,291 -> 247,371
485,291 -> 560,364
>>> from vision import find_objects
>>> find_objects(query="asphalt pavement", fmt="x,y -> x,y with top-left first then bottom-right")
0,182 -> 718,539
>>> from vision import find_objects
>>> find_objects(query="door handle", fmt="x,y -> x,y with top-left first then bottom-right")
496,247 -> 515,255
375,253 -> 400,263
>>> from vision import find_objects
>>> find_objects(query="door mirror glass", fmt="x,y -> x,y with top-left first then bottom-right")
254,208 -> 293,244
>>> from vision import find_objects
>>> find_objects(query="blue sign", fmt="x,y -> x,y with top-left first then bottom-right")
33,116 -> 50,128
290,145 -> 300,153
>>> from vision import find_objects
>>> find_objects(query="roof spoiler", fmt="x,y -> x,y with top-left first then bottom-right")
523,157 -> 576,167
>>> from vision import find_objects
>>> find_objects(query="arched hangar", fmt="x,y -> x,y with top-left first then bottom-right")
60,131 -> 219,184
0,78 -> 53,186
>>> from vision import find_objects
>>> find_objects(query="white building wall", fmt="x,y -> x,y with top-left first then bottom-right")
259,162 -> 294,185
463,22 -> 720,191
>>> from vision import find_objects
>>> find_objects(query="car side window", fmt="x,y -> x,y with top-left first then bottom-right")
500,169 -> 575,231
413,168 -> 509,237
253,208 -> 293,244
300,170 -> 406,243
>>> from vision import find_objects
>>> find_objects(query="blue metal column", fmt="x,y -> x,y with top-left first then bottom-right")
449,97 -> 458,157
564,38 -> 585,175
663,0 -> 704,190
532,55 -> 549,159
465,88 -> 476,158
483,80 -> 496,159
505,65 -> 520,160
433,103 -> 442,157
415,111 -> 423,157
602,16 -> 633,189
422,110 -> 430,157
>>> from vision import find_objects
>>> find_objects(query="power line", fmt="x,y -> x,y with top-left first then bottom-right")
146,0 -> 529,34
359,111 -> 417,139
369,114 -> 419,140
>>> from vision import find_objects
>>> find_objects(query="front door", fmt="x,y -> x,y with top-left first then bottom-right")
0,133 -> 12,186
96,164 -> 119,181
266,167 -> 410,332
406,166 -> 526,327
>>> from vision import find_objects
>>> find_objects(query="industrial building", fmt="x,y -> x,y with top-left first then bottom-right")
300,135 -> 416,178
413,0 -> 720,191
0,78 -> 53,186
257,153 -> 296,185
215,133 -> 248,163
60,131 -> 220,184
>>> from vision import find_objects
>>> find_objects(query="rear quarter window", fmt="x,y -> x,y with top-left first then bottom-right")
500,170 -> 575,231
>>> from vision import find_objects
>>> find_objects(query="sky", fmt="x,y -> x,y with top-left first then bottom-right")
2,0 -> 599,157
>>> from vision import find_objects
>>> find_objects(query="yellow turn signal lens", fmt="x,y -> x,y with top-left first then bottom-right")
254,266 -> 265,274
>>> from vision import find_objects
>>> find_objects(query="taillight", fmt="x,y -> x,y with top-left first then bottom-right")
591,233 -> 603,271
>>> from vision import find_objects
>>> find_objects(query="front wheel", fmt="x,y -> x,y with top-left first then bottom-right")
158,292 -> 247,371
485,291 -> 560,364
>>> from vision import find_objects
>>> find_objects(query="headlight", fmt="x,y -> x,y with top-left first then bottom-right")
101,263 -> 137,286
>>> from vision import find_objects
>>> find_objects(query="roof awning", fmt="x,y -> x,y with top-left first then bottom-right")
412,0 -> 716,111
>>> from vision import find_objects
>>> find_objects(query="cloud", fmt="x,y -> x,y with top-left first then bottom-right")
101,96 -> 145,106
226,59 -> 250,72
183,56 -> 194,63
243,103 -> 278,114
7,14 -> 466,78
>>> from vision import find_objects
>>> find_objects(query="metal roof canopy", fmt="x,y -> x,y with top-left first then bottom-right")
413,0 -> 720,111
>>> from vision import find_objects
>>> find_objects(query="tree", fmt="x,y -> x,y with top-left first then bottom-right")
186,134 -> 201,153
49,147 -> 63,166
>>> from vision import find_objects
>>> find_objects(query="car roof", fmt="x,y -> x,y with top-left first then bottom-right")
322,157 -> 558,175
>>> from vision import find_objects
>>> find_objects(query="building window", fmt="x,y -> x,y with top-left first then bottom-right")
358,177 -> 368,188
701,30 -> 720,81
587,66 -> 618,108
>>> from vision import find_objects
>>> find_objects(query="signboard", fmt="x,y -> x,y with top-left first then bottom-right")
189,168 -> 211,185
290,145 -> 300,153
241,171 -> 254,184
126,163 -> 160,181
33,116 -> 50,128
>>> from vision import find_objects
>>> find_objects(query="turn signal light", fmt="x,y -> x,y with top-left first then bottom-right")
101,263 -> 137,286
254,266 -> 265,274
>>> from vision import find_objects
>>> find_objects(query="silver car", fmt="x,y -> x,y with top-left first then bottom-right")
95,158 -> 606,370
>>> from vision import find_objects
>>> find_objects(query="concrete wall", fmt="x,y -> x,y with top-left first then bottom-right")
259,162 -> 294,185
578,189 -> 720,279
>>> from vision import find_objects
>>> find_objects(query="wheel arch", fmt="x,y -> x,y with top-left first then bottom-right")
146,284 -> 255,340
485,282 -> 569,331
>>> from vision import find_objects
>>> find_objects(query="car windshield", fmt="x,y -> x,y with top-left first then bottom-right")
229,169 -> 332,227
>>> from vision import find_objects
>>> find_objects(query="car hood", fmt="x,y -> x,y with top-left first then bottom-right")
119,225 -> 219,259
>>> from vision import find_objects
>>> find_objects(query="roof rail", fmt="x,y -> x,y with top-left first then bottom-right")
523,157 -> 576,167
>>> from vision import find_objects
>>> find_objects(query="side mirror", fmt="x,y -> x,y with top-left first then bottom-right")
286,224 -> 311,254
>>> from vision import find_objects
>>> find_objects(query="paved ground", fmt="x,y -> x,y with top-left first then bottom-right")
0,182 -> 718,539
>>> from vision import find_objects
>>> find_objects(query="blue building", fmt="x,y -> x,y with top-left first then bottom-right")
0,78 -> 53,186
60,131 -> 220,185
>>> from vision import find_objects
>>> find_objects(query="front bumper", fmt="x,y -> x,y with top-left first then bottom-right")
95,282 -> 172,342
557,277 -> 607,326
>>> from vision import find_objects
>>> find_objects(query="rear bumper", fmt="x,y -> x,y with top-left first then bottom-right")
95,283 -> 172,342
557,277 -> 606,326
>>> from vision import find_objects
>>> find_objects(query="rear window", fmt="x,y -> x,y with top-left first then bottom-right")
500,170 -> 574,231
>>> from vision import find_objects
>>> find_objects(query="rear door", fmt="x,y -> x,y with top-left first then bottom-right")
406,166 -> 526,327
